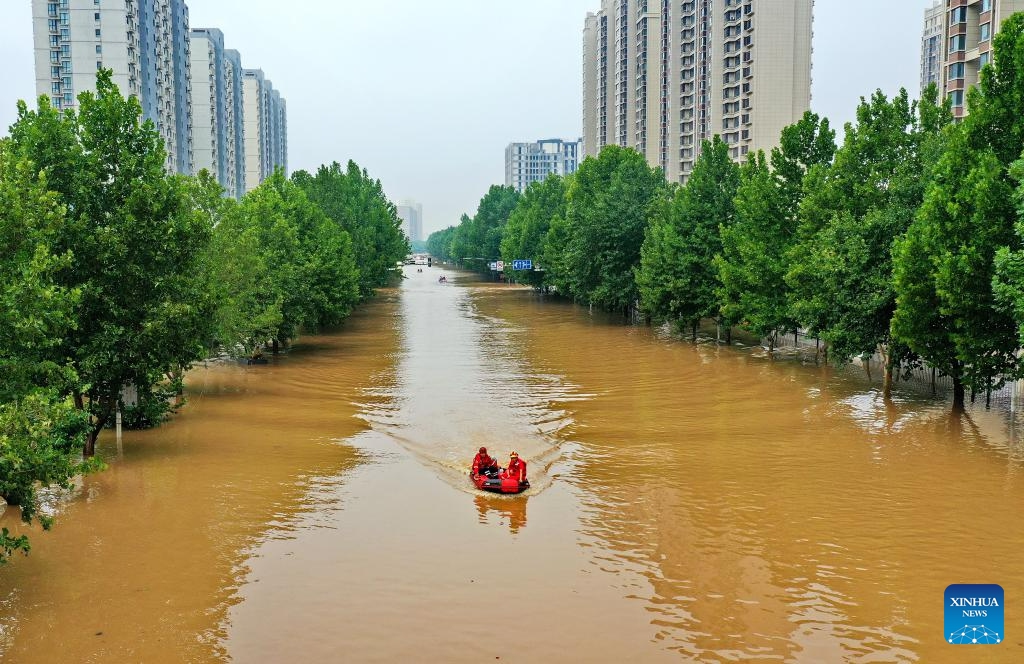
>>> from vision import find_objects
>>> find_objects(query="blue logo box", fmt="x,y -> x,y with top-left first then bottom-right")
945,584 -> 1004,645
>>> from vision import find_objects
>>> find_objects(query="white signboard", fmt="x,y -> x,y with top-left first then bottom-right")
495,261 -> 504,271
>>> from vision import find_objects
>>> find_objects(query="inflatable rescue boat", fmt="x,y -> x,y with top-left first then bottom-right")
470,468 -> 529,494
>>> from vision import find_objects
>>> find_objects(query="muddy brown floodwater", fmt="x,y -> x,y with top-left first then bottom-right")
2,264 -> 1024,662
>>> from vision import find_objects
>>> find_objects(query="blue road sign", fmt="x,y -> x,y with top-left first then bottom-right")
512,259 -> 533,270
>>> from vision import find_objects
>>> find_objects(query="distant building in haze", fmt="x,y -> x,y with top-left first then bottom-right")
397,201 -> 423,242
582,0 -> 813,183
504,138 -> 582,193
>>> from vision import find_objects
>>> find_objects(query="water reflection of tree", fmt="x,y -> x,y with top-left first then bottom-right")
474,494 -> 527,533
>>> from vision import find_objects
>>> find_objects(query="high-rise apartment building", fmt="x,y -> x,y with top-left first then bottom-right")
242,69 -> 288,191
191,30 -> 248,198
943,0 -> 1024,118
505,138 -> 582,192
582,0 -> 813,183
190,28 -> 226,185
397,201 -> 424,242
223,48 -> 246,199
242,69 -> 265,191
922,2 -> 946,96
32,0 -> 193,174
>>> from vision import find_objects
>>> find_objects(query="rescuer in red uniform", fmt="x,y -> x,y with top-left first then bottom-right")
502,451 -> 527,484
472,446 -> 499,475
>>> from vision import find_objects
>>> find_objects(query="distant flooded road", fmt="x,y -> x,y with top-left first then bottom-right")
2,264 -> 1023,662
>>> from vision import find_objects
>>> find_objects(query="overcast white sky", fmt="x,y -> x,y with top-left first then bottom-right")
0,1 -> 936,236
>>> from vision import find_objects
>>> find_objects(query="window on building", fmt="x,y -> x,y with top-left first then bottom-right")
982,0 -> 992,10
94,12 -> 100,20
950,7 -> 967,24
48,3 -> 57,17
980,52 -> 991,68
96,60 -> 103,70
52,82 -> 61,94
95,44 -> 102,53
980,23 -> 991,42
948,62 -> 965,79
949,89 -> 964,107
49,35 -> 59,47
950,34 -> 966,52
95,28 -> 101,37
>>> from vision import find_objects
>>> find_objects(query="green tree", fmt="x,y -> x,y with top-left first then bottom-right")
788,88 -> 947,397
715,113 -> 835,349
239,171 -> 360,350
189,173 -> 282,358
994,160 -> 1024,346
293,161 -> 408,297
714,152 -> 788,346
427,225 -> 456,262
9,71 -> 213,455
0,392 -> 91,563
448,214 -> 474,265
0,140 -> 77,398
894,131 -> 1016,410
637,137 -> 737,334
473,185 -> 520,267
566,146 -> 665,312
0,139 -> 92,562
896,17 -> 1024,411
500,175 -> 568,288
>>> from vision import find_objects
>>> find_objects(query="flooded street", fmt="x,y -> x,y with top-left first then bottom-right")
2,264 -> 1024,662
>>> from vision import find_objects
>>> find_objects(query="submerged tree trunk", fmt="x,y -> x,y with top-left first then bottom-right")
862,356 -> 872,381
725,327 -> 732,345
952,363 -> 965,412
691,320 -> 698,342
272,338 -> 280,355
881,344 -> 894,401
77,392 -> 111,457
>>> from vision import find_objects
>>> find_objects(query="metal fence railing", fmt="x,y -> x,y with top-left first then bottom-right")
769,328 -> 1024,411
